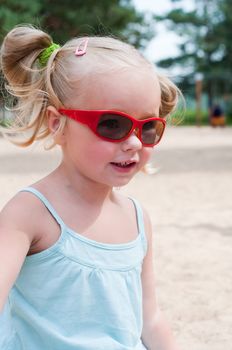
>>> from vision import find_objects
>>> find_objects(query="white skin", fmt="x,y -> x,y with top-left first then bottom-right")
0,68 -> 179,349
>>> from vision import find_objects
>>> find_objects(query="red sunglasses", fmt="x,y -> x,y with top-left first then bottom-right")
58,109 -> 166,147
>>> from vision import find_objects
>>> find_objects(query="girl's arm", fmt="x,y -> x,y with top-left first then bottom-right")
0,196 -> 33,312
141,209 -> 180,350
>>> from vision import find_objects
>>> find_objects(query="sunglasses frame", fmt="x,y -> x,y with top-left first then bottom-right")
58,109 -> 166,147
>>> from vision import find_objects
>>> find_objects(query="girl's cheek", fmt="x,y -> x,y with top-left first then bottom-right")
144,148 -> 153,162
138,149 -> 153,171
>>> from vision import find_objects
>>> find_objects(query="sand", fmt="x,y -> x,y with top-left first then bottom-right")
0,126 -> 232,350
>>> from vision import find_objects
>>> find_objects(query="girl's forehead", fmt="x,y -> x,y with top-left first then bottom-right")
70,68 -> 161,115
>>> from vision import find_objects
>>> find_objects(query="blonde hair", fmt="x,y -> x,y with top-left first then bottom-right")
0,24 -> 181,147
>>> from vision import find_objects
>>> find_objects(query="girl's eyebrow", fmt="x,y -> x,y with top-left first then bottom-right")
139,112 -> 159,119
115,109 -> 159,119
107,108 -> 159,119
146,112 -> 159,117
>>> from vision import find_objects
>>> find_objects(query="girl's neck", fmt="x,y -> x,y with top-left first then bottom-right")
52,163 -> 114,206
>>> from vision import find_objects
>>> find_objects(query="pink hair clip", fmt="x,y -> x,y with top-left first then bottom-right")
75,38 -> 89,56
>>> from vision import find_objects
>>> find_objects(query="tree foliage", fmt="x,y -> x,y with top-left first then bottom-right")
155,0 -> 232,109
0,0 -> 154,48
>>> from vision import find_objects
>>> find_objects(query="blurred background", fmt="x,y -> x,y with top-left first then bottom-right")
0,1 -> 231,350
0,0 -> 232,126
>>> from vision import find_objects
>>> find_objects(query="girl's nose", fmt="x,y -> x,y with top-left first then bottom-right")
120,129 -> 142,151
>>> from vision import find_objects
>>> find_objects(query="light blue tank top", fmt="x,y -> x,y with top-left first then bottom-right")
0,187 -> 148,350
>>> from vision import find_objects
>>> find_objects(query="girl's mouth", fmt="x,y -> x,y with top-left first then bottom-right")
110,161 -> 136,168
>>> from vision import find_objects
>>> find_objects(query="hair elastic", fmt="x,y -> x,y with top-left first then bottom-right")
38,43 -> 60,67
75,38 -> 89,56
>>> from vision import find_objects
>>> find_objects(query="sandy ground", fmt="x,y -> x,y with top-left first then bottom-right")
0,126 -> 232,350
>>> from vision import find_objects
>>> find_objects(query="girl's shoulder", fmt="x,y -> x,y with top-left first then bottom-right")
0,189 -> 47,239
114,192 -> 152,240
0,182 -> 60,254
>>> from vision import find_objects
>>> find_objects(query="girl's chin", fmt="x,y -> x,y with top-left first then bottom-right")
111,176 -> 136,188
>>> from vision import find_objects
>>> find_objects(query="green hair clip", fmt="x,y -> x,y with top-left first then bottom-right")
38,43 -> 60,67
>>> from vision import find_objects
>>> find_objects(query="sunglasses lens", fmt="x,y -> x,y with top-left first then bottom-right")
97,113 -> 133,140
142,120 -> 164,145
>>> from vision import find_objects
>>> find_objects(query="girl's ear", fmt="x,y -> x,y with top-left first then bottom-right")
47,106 -> 66,145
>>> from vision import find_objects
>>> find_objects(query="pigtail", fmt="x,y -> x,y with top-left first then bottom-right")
0,25 -> 60,146
158,74 -> 182,119
1,25 -> 51,86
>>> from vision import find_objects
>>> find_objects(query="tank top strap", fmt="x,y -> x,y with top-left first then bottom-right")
20,187 -> 65,228
128,197 -> 147,255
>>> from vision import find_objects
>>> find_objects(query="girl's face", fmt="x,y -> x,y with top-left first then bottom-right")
60,68 -> 161,188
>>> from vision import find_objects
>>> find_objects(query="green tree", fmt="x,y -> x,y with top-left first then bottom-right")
155,0 -> 232,110
0,0 -> 154,48
0,0 -> 42,34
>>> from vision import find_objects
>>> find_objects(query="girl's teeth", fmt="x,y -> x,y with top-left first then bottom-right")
112,162 -> 134,168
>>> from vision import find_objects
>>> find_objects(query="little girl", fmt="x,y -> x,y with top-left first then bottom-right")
0,25 -> 180,349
